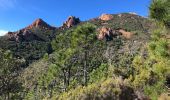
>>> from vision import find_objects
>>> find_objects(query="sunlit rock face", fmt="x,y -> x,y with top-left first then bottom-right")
97,27 -> 119,41
118,29 -> 134,39
62,16 -> 80,28
99,14 -> 113,21
26,18 -> 55,30
6,18 -> 56,42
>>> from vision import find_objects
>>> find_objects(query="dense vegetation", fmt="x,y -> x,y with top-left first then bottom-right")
0,0 -> 170,99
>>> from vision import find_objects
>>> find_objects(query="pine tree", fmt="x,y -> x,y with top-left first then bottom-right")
71,23 -> 96,86
0,49 -> 25,100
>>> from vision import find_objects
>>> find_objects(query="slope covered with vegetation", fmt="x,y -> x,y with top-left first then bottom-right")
0,0 -> 170,100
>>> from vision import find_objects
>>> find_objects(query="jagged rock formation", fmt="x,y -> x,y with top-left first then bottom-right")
7,30 -> 43,42
99,14 -> 113,21
26,18 -> 55,30
62,16 -> 80,28
6,18 -> 55,42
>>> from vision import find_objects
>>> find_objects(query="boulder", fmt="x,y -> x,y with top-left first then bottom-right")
97,27 -> 118,41
118,29 -> 133,39
99,14 -> 113,21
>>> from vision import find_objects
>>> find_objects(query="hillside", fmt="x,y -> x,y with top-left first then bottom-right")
0,13 -> 153,65
17,13 -> 156,99
1,0 -> 170,99
1,11 -> 170,100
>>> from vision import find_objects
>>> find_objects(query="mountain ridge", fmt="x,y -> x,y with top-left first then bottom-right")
0,13 -> 154,65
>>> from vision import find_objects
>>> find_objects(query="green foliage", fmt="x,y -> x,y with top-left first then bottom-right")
0,7 -> 158,100
0,49 -> 24,100
43,53 -> 49,60
149,39 -> 169,58
89,63 -> 108,83
151,29 -> 162,41
144,79 -> 166,100
35,15 -> 152,99
56,78 -> 136,100
24,91 -> 34,100
149,0 -> 170,28
150,0 -> 168,21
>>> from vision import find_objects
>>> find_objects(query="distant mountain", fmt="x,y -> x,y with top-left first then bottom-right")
5,18 -> 56,42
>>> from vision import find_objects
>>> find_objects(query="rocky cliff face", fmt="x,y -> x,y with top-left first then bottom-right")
26,18 -> 55,30
6,18 -> 56,42
62,16 -> 80,28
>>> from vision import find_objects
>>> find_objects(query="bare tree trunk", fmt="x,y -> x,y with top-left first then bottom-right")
83,33 -> 88,86
63,69 -> 67,92
7,92 -> 10,100
66,68 -> 71,87
83,50 -> 87,86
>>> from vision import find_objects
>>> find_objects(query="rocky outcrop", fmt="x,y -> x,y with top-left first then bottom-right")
97,27 -> 118,41
62,16 -> 80,28
7,29 -> 45,42
26,18 -> 55,30
7,30 -> 23,41
7,18 -> 55,42
7,32 -> 18,41
99,14 -> 113,21
97,27 -> 134,40
118,29 -> 133,39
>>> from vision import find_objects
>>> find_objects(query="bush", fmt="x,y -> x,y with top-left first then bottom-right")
89,63 -> 108,84
149,0 -> 170,28
55,78 -> 136,100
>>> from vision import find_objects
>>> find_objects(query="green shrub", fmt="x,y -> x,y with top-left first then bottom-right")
55,78 -> 136,100
144,79 -> 166,100
89,64 -> 108,84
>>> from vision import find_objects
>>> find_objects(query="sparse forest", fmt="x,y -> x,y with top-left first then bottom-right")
0,0 -> 170,100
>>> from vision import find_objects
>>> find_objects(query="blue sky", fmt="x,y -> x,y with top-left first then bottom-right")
0,0 -> 151,36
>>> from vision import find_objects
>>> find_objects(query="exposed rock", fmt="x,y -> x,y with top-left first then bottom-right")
118,29 -> 134,39
158,93 -> 170,100
99,14 -> 113,21
7,29 -> 45,42
26,18 -> 55,30
7,32 -> 17,41
22,29 -> 36,41
62,16 -> 80,28
6,18 -> 55,42
97,27 -> 134,40
97,27 -> 118,41
7,30 -> 23,42
118,14 -> 122,17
